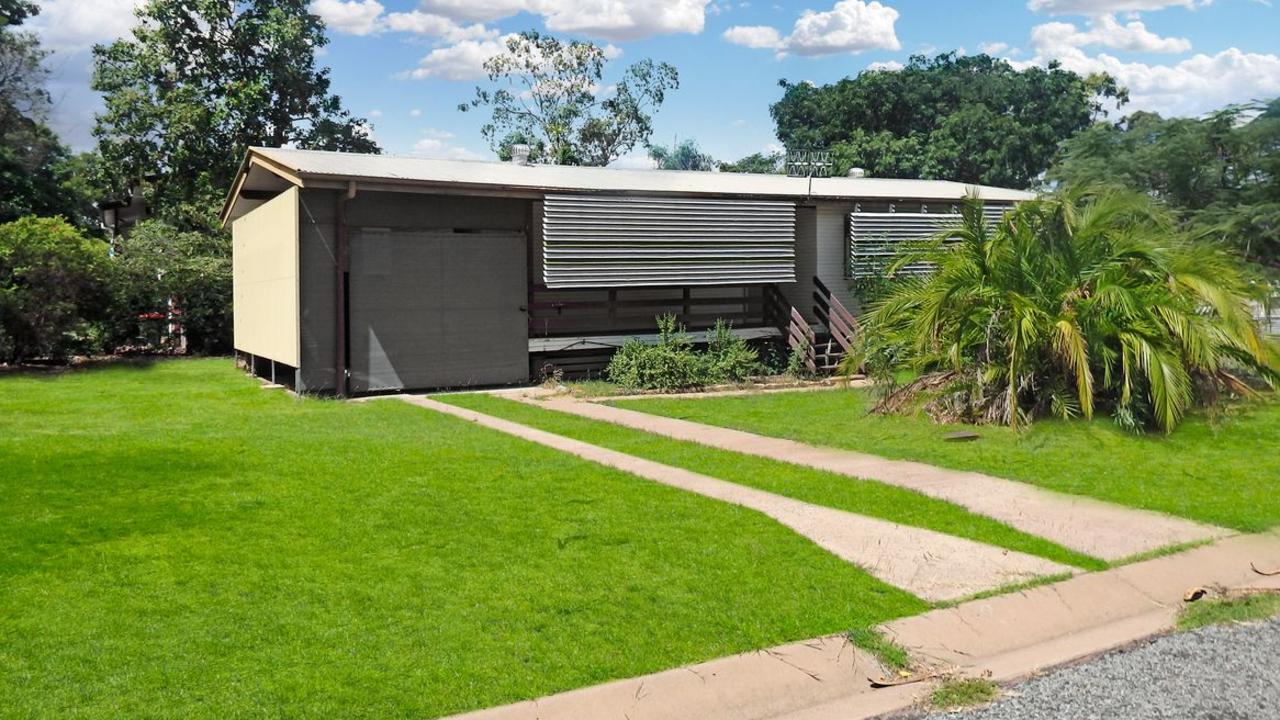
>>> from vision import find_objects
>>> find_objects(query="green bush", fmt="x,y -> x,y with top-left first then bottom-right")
606,315 -> 762,391
0,215 -> 108,362
107,220 -> 232,354
853,188 -> 1280,431
702,319 -> 762,383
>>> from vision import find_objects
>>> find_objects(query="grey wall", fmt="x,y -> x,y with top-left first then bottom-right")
295,188 -> 530,392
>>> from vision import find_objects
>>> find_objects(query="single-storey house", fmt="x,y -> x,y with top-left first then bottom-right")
221,147 -> 1034,395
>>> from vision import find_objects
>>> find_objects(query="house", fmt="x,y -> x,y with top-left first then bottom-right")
221,147 -> 1034,395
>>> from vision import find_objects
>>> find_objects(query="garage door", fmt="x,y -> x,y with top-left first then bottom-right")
348,229 -> 528,392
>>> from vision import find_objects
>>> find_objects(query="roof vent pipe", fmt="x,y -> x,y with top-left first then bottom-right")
848,167 -> 867,178
510,144 -> 531,166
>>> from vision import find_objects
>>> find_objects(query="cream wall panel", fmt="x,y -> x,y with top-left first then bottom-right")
232,186 -> 300,366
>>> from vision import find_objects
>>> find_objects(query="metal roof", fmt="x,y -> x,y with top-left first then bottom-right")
223,146 -> 1037,224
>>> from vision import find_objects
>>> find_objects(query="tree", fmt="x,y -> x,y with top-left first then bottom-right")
91,0 -> 378,230
0,14 -> 88,225
0,216 -> 108,362
721,151 -> 783,174
770,53 -> 1127,188
648,138 -> 717,171
0,0 -> 37,27
461,31 -> 678,166
109,219 -> 232,354
1050,99 -> 1280,271
849,188 -> 1279,432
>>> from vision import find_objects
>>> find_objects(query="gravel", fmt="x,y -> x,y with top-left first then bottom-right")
920,618 -> 1280,719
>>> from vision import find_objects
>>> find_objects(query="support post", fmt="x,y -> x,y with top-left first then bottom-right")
334,181 -> 357,397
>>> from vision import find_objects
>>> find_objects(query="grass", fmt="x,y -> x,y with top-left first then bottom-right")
847,627 -> 913,672
1177,594 -> 1280,631
612,388 -> 1280,532
0,359 -> 929,719
437,394 -> 1105,571
930,678 -> 1000,709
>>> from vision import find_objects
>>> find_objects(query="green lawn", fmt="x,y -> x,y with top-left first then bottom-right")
0,360 -> 926,719
612,388 -> 1280,532
439,394 -> 1104,570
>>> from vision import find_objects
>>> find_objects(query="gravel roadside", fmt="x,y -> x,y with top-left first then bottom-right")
918,618 -> 1280,719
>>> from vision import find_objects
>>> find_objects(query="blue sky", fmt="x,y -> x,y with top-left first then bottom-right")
28,0 -> 1280,164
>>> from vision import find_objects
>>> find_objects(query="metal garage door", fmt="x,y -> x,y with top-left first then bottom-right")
348,229 -> 528,392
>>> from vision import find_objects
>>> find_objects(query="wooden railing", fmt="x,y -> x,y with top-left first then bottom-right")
812,276 -> 861,372
528,284 -> 764,337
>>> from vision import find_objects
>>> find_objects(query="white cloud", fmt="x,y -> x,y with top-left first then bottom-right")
723,25 -> 783,49
866,59 -> 904,71
1027,0 -> 1209,13
410,133 -> 484,160
405,36 -> 512,81
415,0 -> 528,22
540,0 -> 708,41
1009,15 -> 1280,117
1030,14 -> 1191,54
27,0 -> 144,53
979,41 -> 1010,55
409,108 -> 423,117
724,0 -> 900,58
410,0 -> 710,40
367,109 -> 383,117
309,0 -> 384,36
383,11 -> 496,42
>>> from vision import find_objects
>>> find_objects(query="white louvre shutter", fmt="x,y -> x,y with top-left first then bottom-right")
542,194 -> 796,288
848,204 -> 1014,279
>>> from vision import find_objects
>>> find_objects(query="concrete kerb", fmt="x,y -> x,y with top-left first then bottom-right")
437,531 -> 1280,720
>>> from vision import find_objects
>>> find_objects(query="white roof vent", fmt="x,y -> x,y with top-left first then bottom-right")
848,167 -> 867,178
510,144 -> 531,166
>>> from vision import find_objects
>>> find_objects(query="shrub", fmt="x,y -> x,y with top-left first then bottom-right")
107,220 -> 232,354
606,315 -> 762,391
0,215 -> 108,362
702,319 -> 762,383
848,187 -> 1280,432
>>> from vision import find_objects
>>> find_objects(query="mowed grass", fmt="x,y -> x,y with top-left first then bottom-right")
612,388 -> 1280,532
438,394 -> 1104,570
0,360 -> 927,719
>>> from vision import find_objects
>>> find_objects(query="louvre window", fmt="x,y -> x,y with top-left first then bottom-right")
542,194 -> 796,288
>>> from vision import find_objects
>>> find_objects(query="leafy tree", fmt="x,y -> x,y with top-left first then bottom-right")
1050,99 -> 1280,271
771,53 -> 1127,188
721,151 -> 783,174
0,17 -> 89,224
0,0 -> 37,27
461,30 -> 679,166
91,0 -> 378,230
495,131 -> 547,163
109,219 -> 232,354
648,138 -> 717,171
0,216 -> 109,362
848,188 -> 1279,432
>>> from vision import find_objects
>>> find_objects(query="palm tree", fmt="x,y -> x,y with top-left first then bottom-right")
847,186 -> 1280,432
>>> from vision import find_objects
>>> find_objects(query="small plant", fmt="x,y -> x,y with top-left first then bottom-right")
930,678 -> 998,710
702,319 -> 762,384
1178,593 -> 1280,631
784,336 -> 812,379
605,315 -> 762,391
847,627 -> 912,672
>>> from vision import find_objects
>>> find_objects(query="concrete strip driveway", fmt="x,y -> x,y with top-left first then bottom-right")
516,393 -> 1226,561
397,395 -> 1071,603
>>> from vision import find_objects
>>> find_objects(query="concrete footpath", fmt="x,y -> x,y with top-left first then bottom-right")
399,394 -> 1070,602
441,532 -> 1280,720
515,393 -> 1225,562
